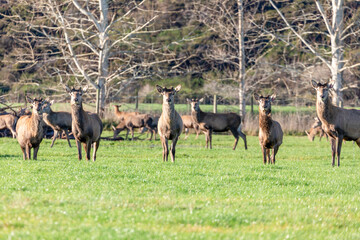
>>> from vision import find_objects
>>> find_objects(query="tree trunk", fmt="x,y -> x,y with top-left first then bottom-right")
331,0 -> 344,107
238,0 -> 246,120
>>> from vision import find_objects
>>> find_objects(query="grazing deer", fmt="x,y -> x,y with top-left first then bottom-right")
305,117 -> 328,142
254,93 -> 283,164
16,97 -> 45,160
112,113 -> 155,140
65,86 -> 103,161
311,80 -> 360,167
42,100 -> 72,148
156,85 -> 183,162
188,98 -> 247,150
0,108 -> 27,138
181,115 -> 200,140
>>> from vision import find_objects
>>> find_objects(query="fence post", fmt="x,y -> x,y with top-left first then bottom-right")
135,89 -> 139,110
213,94 -> 217,113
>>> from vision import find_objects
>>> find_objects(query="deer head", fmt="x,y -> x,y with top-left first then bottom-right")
65,86 -> 88,106
254,93 -> 276,114
156,85 -> 181,105
26,96 -> 45,115
311,80 -> 333,103
187,98 -> 204,112
42,100 -> 54,114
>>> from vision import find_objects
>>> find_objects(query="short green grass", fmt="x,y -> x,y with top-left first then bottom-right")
1,133 -> 360,239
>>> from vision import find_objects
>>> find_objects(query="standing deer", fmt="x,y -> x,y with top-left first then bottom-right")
65,86 -> 103,162
113,105 -> 139,121
311,80 -> 360,167
0,108 -> 27,138
16,97 -> 45,160
181,115 -> 200,140
42,100 -> 72,148
305,117 -> 328,142
156,85 -> 183,162
254,93 -> 283,164
112,113 -> 155,140
188,98 -> 247,150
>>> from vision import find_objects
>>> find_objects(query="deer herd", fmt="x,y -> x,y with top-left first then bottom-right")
1,80 -> 359,166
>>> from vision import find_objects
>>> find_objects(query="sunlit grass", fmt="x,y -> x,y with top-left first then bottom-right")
0,133 -> 360,239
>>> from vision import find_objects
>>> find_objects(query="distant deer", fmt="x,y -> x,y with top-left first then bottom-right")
188,98 -> 247,150
16,97 -> 45,160
112,113 -> 155,140
311,80 -> 360,167
181,115 -> 200,140
0,107 -> 27,138
113,105 -> 139,121
305,117 -> 328,142
65,86 -> 103,161
254,93 -> 283,164
42,100 -> 72,148
156,85 -> 183,162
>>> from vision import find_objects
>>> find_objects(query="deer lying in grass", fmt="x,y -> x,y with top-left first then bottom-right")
0,107 -> 27,138
157,85 -> 183,162
16,97 -> 45,160
311,80 -> 360,167
188,98 -> 247,150
254,93 -> 283,164
181,115 -> 200,140
66,86 -> 103,161
112,113 -> 155,140
42,100 -> 72,148
305,117 -> 328,142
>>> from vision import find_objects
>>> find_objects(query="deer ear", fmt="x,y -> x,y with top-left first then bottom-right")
199,98 -> 204,103
270,94 -> 276,102
26,96 -> 34,104
156,85 -> 163,94
174,85 -> 181,92
65,85 -> 71,93
49,100 -> 54,105
253,93 -> 260,101
311,80 -> 318,89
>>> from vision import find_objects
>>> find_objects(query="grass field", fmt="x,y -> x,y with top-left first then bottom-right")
1,133 -> 360,239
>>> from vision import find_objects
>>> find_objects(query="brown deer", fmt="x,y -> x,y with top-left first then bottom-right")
188,98 -> 247,150
113,105 -> 139,121
0,107 -> 27,138
254,93 -> 283,164
156,85 -> 183,162
65,86 -> 103,161
42,100 -> 72,148
181,115 -> 200,140
305,117 -> 328,142
16,97 -> 45,160
112,113 -> 155,140
311,80 -> 360,167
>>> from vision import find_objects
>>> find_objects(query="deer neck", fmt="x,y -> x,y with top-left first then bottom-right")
259,111 -> 272,134
316,97 -> 334,124
191,108 -> 203,124
30,112 -> 43,132
162,102 -> 175,120
71,104 -> 86,129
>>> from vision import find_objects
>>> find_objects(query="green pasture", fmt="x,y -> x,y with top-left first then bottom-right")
0,133 -> 360,239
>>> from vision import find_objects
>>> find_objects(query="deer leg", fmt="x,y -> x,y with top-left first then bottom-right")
330,138 -> 336,167
184,128 -> 189,140
209,129 -> 213,149
170,137 -> 178,163
267,149 -> 271,164
64,129 -> 72,148
20,147 -> 26,160
204,131 -> 209,149
125,128 -> 130,140
92,140 -> 100,162
84,141 -> 91,161
33,146 -> 39,160
272,145 -> 279,164
195,127 -> 200,140
50,130 -> 59,148
130,127 -> 135,141
10,126 -> 17,138
76,140 -> 82,160
160,137 -> 166,161
148,129 -> 153,141
238,129 -> 247,150
261,146 -> 267,164
230,128 -> 239,150
336,135 -> 343,167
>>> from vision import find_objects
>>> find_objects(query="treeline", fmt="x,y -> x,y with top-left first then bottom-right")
0,0 -> 359,108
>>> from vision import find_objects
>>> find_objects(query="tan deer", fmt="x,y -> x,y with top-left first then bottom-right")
311,80 -> 360,167
42,100 -> 72,148
65,86 -> 103,161
0,107 -> 27,138
156,85 -> 183,162
112,113 -> 155,140
181,115 -> 200,140
188,98 -> 247,150
254,93 -> 283,164
16,97 -> 45,160
113,105 -> 139,121
305,117 -> 328,142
